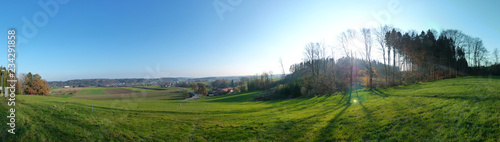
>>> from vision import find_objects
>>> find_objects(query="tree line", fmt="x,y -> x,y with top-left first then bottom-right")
253,26 -> 499,100
0,67 -> 51,96
18,72 -> 51,95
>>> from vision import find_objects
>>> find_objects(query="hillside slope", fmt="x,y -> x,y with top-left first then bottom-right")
1,76 -> 498,141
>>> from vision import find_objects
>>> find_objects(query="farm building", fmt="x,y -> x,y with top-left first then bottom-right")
218,87 -> 233,94
208,91 -> 217,96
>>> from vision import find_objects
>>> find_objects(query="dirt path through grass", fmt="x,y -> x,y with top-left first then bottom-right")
182,88 -> 199,101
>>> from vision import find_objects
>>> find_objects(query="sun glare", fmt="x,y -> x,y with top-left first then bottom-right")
352,97 -> 359,104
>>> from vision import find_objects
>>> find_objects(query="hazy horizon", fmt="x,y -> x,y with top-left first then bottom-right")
47,73 -> 287,82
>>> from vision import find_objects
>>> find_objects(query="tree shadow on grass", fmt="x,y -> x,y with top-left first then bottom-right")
466,76 -> 500,79
359,101 -> 373,120
371,89 -> 390,98
201,91 -> 262,102
274,102 -> 350,141
315,103 -> 351,141
256,94 -> 351,140
337,93 -> 347,104
389,93 -> 500,102
254,95 -> 340,115
358,100 -> 380,140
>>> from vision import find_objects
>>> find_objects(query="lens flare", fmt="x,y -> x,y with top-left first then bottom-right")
352,97 -> 359,104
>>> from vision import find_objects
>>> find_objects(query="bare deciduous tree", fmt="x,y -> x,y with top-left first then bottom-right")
493,48 -> 499,64
361,28 -> 374,89
337,29 -> 356,99
463,35 -> 474,66
304,42 -> 319,76
374,25 -> 391,86
472,38 -> 488,67
441,29 -> 467,76
279,57 -> 285,78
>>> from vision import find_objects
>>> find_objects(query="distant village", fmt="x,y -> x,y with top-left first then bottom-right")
49,76 -> 253,88
55,77 -> 249,97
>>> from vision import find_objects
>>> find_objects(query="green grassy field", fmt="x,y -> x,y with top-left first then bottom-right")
115,87 -> 156,92
0,76 -> 498,141
138,86 -> 168,90
75,87 -> 158,96
72,88 -> 186,101
76,88 -> 109,95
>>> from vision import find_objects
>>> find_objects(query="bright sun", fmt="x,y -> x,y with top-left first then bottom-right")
352,97 -> 359,104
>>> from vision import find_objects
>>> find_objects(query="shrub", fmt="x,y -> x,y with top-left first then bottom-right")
275,78 -> 303,98
233,87 -> 241,93
238,86 -> 248,92
182,90 -> 191,99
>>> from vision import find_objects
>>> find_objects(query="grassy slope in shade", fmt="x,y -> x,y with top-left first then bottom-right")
0,76 -> 498,141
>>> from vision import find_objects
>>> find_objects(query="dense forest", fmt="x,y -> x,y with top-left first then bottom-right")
250,26 -> 500,100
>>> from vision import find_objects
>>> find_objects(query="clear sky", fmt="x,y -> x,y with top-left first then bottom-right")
1,0 -> 499,81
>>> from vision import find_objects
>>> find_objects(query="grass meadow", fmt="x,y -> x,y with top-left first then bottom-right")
0,76 -> 498,141
73,87 -> 160,96
76,88 -> 108,95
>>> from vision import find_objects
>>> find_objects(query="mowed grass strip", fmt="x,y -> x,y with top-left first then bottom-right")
130,86 -> 169,91
102,89 -> 137,94
73,87 -> 186,101
123,87 -> 159,92
76,88 -> 108,95
139,86 -> 168,89
105,87 -> 158,92
106,87 -> 157,92
1,76 -> 498,141
74,87 -> 158,96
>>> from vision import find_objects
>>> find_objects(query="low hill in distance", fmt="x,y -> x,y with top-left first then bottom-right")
48,74 -> 285,88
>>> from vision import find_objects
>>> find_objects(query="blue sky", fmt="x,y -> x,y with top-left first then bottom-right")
1,0 -> 499,81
